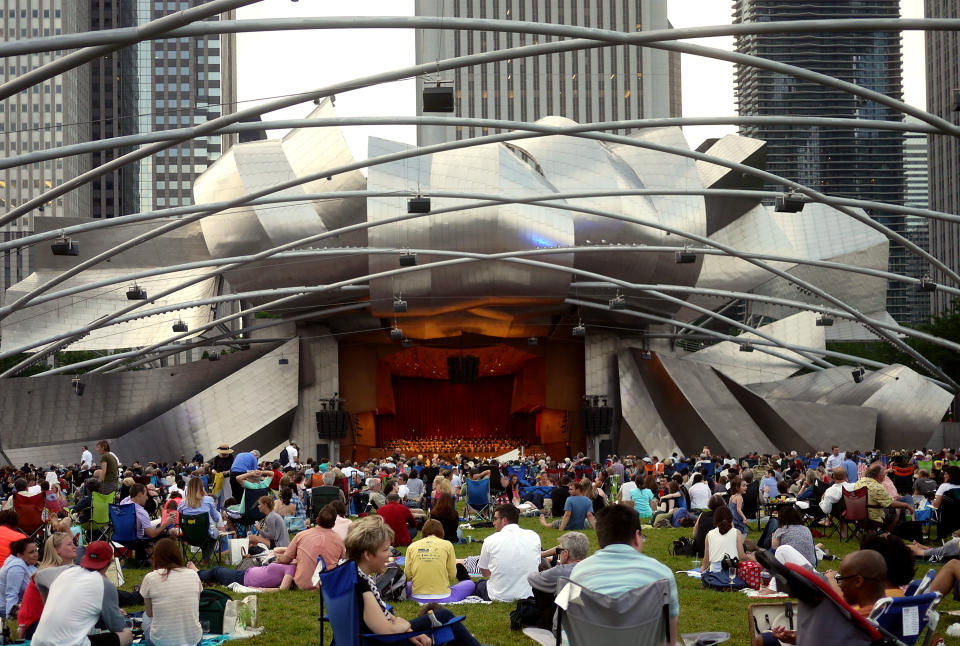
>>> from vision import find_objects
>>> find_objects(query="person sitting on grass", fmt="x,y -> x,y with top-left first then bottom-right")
404,519 -> 475,603
539,478 -> 595,530
274,502 -> 346,590
699,506 -> 748,574
140,538 -> 203,646
247,495 -> 290,551
345,515 -> 485,646
190,558 -> 297,593
630,475 -> 658,524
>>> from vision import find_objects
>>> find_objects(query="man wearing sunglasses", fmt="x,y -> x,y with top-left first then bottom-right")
569,505 -> 679,645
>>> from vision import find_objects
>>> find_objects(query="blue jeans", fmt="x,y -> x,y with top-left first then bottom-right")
408,607 -> 481,646
197,566 -> 245,586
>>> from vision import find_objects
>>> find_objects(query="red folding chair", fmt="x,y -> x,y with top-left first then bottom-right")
841,487 -> 881,542
13,492 -> 46,545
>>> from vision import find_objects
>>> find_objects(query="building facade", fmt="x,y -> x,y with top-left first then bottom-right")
925,0 -> 959,315
732,0 -> 909,322
903,116 -> 931,323
414,0 -> 682,146
0,0 -> 91,301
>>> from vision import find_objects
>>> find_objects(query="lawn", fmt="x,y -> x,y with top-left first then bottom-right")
117,516 -> 960,645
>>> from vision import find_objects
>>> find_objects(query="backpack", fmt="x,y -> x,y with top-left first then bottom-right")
198,588 -> 232,634
669,536 -> 696,557
374,562 -> 408,601
671,507 -> 690,527
279,447 -> 289,465
509,597 -> 542,630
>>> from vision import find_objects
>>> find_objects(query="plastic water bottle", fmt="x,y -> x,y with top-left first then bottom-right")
427,610 -> 442,628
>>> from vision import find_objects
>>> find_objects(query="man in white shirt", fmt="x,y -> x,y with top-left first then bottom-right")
80,446 -> 93,471
475,504 -> 541,602
825,446 -> 845,471
285,443 -> 299,469
820,467 -> 856,516
688,473 -> 712,511
619,474 -> 638,505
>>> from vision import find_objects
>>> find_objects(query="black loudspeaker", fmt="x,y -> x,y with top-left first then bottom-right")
423,86 -> 455,112
580,406 -> 614,436
316,411 -> 350,439
447,356 -> 461,381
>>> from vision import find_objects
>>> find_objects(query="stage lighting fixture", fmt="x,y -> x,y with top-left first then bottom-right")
126,284 -> 147,300
71,377 -> 84,396
609,294 -> 626,310
393,298 -> 408,313
774,192 -> 805,213
527,337 -> 538,346
51,235 -> 79,256
422,84 -> 455,112
278,357 -> 289,365
207,351 -> 220,362
407,196 -> 431,214
399,252 -> 417,267
919,274 -> 938,293
816,314 -> 834,327
852,366 -> 865,384
390,327 -> 404,341
675,249 -> 697,264
402,338 -> 414,348
572,323 -> 586,337
172,320 -> 188,333
739,342 -> 754,353
639,350 -> 653,360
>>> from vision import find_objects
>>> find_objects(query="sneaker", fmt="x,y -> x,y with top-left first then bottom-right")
229,583 -> 263,594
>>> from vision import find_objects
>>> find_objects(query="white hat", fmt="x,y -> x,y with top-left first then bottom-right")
643,457 -> 652,463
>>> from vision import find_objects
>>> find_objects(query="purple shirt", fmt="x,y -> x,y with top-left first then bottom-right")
120,496 -> 152,539
243,562 -> 296,588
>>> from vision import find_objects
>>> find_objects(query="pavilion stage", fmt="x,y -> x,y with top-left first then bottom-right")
336,333 -> 586,462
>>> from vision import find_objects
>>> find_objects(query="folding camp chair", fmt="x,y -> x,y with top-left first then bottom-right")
83,491 -> 115,544
318,560 -> 465,646
237,485 -> 269,525
110,503 -> 151,566
463,478 -> 493,521
869,593 -> 942,646
13,493 -> 46,546
841,487 -> 881,542
936,489 -> 960,540
907,569 -> 936,597
553,577 -> 672,646
808,458 -> 822,470
309,485 -> 344,518
178,512 -> 223,566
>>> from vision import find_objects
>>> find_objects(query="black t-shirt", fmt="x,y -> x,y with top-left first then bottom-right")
550,486 -> 569,518
356,570 -> 388,634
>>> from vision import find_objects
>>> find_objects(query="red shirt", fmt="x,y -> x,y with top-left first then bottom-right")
17,579 -> 43,628
377,502 -> 417,546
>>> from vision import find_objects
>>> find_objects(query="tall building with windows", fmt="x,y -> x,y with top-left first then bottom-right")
925,0 -> 959,315
414,0 -> 682,146
732,0 -> 908,322
0,0 -> 91,301
903,116 -> 931,323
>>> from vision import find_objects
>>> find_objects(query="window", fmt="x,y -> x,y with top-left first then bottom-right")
180,50 -> 189,59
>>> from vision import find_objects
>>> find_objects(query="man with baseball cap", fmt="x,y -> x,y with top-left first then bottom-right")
31,541 -> 133,646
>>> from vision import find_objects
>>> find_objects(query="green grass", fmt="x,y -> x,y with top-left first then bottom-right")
117,517 -> 960,645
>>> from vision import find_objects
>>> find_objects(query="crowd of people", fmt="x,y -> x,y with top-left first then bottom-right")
0,441 -> 957,644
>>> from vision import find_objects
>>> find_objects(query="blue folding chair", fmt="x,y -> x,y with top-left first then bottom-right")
869,592 -> 942,646
109,503 -> 139,544
808,458 -> 822,470
463,477 -> 493,521
506,465 -> 531,486
318,560 -> 464,646
905,569 -> 936,597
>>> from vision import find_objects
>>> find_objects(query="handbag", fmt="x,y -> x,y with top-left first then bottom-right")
228,537 -> 249,566
737,560 -> 764,590
702,570 -> 747,591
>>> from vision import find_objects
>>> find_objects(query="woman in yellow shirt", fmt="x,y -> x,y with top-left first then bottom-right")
403,520 -> 475,602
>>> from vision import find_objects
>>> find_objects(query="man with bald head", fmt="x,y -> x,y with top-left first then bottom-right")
754,550 -> 888,646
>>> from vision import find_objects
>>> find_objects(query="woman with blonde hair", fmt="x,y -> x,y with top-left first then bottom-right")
345,516 -> 483,645
16,532 -> 76,639
176,478 -> 221,564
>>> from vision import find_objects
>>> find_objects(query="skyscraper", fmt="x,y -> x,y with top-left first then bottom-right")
0,1 -> 91,301
903,116 -> 931,323
925,0 -> 959,315
414,0 -> 682,146
732,0 -> 908,322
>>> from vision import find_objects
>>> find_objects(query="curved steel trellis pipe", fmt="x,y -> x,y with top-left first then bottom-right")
4,16 -> 960,58
2,17 -> 958,230
0,0 -> 261,101
0,162 -> 949,385
8,242 -> 957,389
16,242 -> 960,314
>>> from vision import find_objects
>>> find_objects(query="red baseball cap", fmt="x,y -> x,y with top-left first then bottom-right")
80,541 -> 114,571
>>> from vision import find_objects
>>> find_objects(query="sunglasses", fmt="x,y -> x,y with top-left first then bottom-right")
834,573 -> 858,583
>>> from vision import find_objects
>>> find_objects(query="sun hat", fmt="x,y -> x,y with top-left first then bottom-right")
216,444 -> 233,454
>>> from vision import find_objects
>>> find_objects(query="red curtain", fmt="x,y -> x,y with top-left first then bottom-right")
376,376 -> 516,443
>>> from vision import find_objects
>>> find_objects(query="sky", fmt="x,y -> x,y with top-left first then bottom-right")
235,0 -> 927,157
